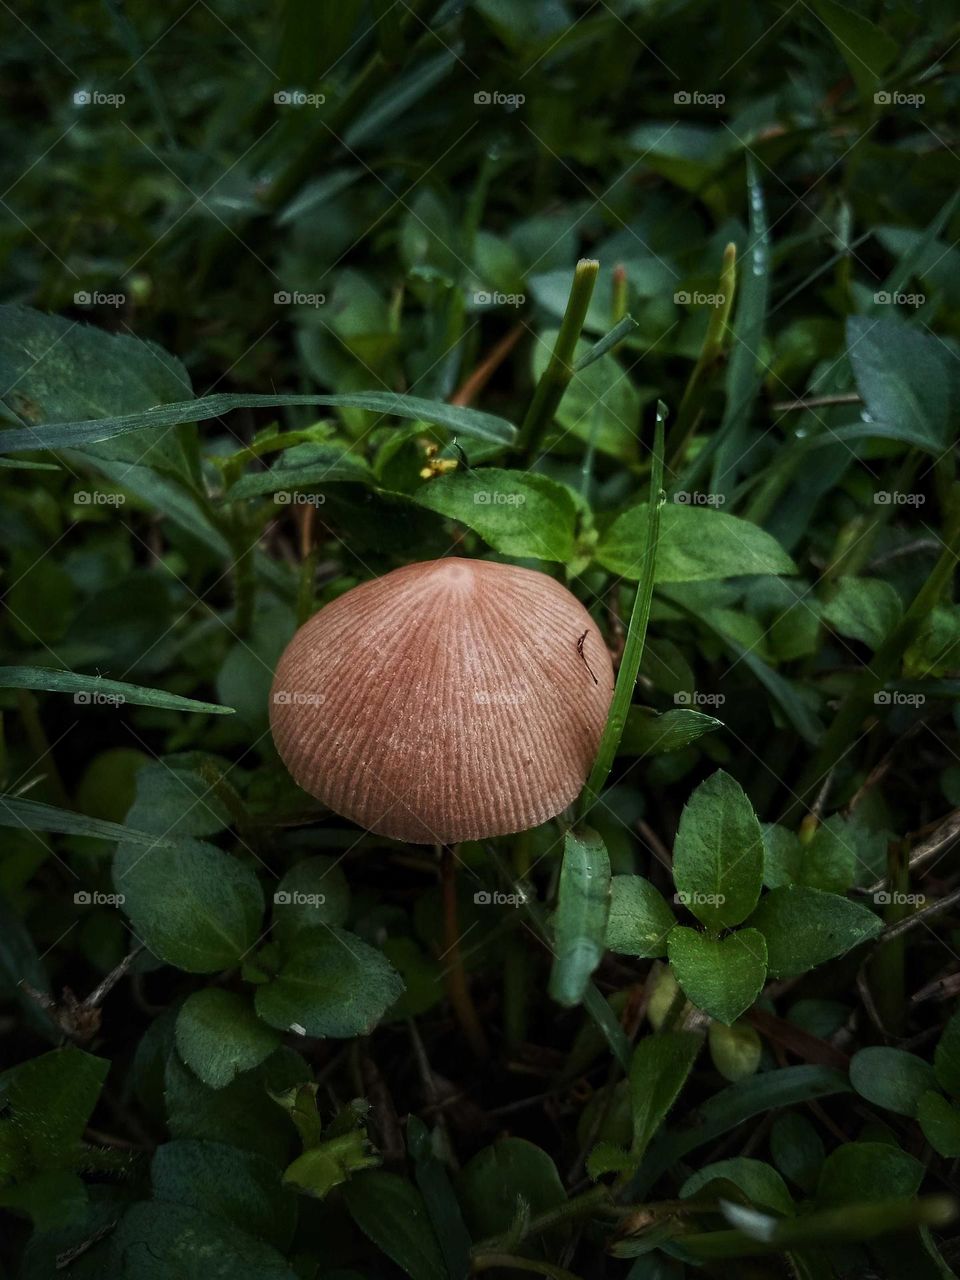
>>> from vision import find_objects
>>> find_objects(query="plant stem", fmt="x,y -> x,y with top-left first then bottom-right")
516,260 -> 599,461
439,844 -> 489,1058
578,402 -> 666,819
471,1255 -> 583,1280
475,1185 -> 614,1254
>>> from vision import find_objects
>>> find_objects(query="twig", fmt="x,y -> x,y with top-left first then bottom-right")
876,883 -> 960,944
864,809 -> 960,895
450,324 -> 524,407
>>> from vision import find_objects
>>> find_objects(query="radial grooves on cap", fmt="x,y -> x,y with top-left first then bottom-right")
270,558 -> 615,844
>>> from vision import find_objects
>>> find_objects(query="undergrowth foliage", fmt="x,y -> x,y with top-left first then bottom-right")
2,1 -> 960,1277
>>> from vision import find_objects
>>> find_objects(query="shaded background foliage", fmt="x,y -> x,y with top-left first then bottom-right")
3,0 -> 960,1277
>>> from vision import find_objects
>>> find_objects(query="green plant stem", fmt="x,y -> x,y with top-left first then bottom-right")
516,260 -> 599,461
475,1185 -> 615,1254
787,482 -> 960,817
471,1255 -> 583,1280
664,242 -> 736,472
231,529 -> 257,637
439,844 -> 489,1058
578,402 -> 666,819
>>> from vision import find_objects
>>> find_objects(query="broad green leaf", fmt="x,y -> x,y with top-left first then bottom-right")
849,1046 -> 937,1116
847,316 -> 953,452
115,838 -> 264,973
672,770 -> 764,929
934,1010 -> 960,1097
667,926 -> 767,1026
598,503 -> 797,582
813,0 -> 898,98
151,1139 -> 297,1252
0,667 -> 234,715
918,1091 -> 960,1157
413,468 -> 577,562
343,1171 -> 447,1280
457,1137 -> 567,1242
0,1047 -> 108,1172
681,1157 -> 794,1215
769,1113 -> 825,1194
111,1200 -> 297,1279
125,757 -> 232,840
254,929 -> 404,1038
821,578 -> 902,649
605,875 -> 675,957
282,1129 -> 379,1200
629,1030 -> 701,1160
815,1141 -> 924,1206
548,826 -> 611,1007
271,856 -> 351,945
747,886 -> 882,977
175,991 -> 281,1089
226,442 -> 372,498
619,707 -> 723,757
532,330 -> 642,463
0,390 -> 517,453
708,1019 -> 762,1082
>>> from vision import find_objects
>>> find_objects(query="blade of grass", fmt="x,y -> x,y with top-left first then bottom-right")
515,259 -> 599,461
547,826 -> 611,1008
0,667 -> 234,715
579,400 -> 666,817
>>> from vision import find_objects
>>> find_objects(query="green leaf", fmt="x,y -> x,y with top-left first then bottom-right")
812,0 -> 898,98
271,856 -> 351,945
849,1047 -> 937,1116
115,838 -> 264,974
918,1091 -> 960,1157
672,770 -> 764,929
597,503 -> 797,582
457,1137 -> 567,1243
821,578 -> 902,649
747,886 -> 882,978
934,1009 -> 960,1097
573,314 -> 639,370
667,926 -> 767,1025
343,1171 -> 447,1280
413,468 -> 577,562
0,1047 -> 108,1173
151,1139 -> 297,1252
112,1200 -> 297,1279
605,876 -> 675,957
847,316 -> 953,452
0,667 -> 234,715
681,1157 -> 794,1215
815,1141 -> 924,1206
769,1113 -> 825,1194
407,1115 -> 473,1280
175,991 -> 281,1089
629,1030 -> 701,1161
0,389 -> 517,453
282,1129 -> 380,1200
225,442 -> 373,498
0,795 -> 189,851
708,1020 -> 762,1082
548,826 -> 611,1007
619,707 -> 723,757
254,929 -> 404,1038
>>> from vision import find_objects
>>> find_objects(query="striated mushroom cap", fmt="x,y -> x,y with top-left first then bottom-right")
269,557 -> 614,845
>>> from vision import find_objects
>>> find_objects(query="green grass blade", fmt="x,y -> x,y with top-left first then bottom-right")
547,826 -> 611,1009
0,666 -> 234,715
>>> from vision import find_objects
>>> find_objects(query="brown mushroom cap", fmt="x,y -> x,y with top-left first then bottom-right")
269,557 -> 614,845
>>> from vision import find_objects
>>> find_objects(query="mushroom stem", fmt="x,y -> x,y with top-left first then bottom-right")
439,843 -> 489,1059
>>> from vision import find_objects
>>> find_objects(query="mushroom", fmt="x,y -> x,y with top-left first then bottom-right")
270,557 -> 614,844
